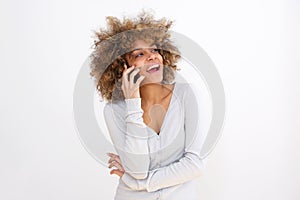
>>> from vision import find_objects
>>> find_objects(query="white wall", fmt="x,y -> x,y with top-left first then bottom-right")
0,0 -> 299,199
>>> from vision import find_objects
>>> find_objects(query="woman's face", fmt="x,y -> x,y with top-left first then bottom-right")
125,40 -> 163,85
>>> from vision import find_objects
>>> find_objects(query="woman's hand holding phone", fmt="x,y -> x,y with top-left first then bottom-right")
121,63 -> 145,99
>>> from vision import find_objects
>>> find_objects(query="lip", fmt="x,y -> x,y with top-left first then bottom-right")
146,63 -> 161,73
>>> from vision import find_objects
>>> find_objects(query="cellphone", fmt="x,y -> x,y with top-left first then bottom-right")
121,58 -> 140,83
128,69 -> 141,83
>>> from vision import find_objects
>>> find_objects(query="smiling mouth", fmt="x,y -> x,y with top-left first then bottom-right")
146,64 -> 160,73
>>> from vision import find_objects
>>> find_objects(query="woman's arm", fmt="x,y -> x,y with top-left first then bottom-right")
103,98 -> 150,179
121,84 -> 208,192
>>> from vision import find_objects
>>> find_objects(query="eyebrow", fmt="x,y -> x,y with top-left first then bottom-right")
130,44 -> 157,53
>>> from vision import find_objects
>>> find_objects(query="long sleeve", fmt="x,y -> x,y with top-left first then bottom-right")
103,98 -> 150,179
121,84 -> 208,192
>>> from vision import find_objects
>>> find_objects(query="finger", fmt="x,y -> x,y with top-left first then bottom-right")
107,152 -> 119,159
108,157 -> 118,164
108,157 -> 122,166
122,65 -> 135,78
108,156 -> 116,163
107,152 -> 118,158
110,169 -> 124,177
107,152 -> 120,159
129,68 -> 140,86
135,75 -> 145,86
122,66 -> 135,87
111,155 -> 122,164
107,152 -> 117,158
107,154 -> 116,163
108,161 -> 124,171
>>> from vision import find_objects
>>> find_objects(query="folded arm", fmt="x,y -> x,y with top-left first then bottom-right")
121,84 -> 208,192
103,98 -> 150,179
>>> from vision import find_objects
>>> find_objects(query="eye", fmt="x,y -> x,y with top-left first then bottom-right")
135,52 -> 144,58
151,48 -> 159,53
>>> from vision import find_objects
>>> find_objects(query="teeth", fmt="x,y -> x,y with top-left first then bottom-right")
147,64 -> 159,71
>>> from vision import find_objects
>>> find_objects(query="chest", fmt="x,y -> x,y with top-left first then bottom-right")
142,96 -> 172,135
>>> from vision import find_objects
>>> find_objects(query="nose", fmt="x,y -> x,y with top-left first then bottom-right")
146,50 -> 157,61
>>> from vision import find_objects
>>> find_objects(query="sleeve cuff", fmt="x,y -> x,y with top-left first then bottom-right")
121,173 -> 138,190
121,173 -> 147,191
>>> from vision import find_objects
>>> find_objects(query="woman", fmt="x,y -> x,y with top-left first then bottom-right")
90,11 -> 207,200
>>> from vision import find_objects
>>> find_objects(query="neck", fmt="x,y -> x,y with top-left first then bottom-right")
140,83 -> 164,104
140,83 -> 173,104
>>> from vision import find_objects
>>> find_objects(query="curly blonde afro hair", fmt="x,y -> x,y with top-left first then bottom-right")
89,11 -> 181,102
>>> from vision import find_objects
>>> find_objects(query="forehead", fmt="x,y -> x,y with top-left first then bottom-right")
130,39 -> 156,51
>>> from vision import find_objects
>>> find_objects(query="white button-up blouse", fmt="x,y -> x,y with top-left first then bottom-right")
103,82 -> 208,200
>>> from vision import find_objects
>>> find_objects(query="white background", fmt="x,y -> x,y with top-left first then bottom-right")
1,0 -> 299,199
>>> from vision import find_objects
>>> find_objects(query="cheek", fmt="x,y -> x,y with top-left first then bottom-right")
134,61 -> 145,68
126,56 -> 136,67
158,54 -> 163,63
128,58 -> 140,67
127,59 -> 134,67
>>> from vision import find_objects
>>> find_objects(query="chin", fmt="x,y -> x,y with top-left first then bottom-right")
141,77 -> 163,86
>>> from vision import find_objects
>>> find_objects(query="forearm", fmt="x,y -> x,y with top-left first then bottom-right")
121,152 -> 205,192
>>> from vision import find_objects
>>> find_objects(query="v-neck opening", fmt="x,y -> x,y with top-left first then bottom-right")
145,82 -> 177,136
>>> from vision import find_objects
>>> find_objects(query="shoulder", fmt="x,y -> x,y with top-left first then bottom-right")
173,82 -> 196,97
103,100 -> 126,118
